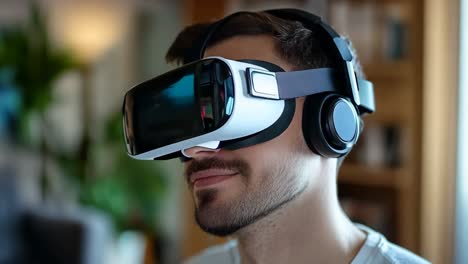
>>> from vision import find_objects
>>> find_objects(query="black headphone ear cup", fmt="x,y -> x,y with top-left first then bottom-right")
302,94 -> 360,158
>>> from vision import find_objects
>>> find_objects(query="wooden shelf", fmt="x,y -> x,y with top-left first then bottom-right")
362,114 -> 408,125
338,163 -> 408,189
363,61 -> 413,82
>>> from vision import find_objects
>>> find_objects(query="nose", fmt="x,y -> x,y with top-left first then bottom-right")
182,146 -> 221,159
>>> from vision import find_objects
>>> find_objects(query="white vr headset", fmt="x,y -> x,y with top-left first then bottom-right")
122,56 -> 375,160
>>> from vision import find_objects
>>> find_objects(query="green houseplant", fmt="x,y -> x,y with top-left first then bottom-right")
0,2 -> 76,195
0,3 -> 168,247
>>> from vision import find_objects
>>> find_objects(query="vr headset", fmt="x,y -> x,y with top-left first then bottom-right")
122,9 -> 375,160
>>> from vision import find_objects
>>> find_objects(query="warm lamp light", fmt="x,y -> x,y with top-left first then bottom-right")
49,1 -> 130,63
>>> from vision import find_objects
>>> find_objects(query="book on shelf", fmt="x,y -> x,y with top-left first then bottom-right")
348,124 -> 404,169
329,1 -> 408,63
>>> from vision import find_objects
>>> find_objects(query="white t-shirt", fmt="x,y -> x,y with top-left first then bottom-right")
184,225 -> 431,264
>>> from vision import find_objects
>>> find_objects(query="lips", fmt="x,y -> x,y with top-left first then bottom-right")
189,169 -> 238,187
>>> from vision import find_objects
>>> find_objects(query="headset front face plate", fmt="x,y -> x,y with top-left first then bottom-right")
123,57 -> 287,160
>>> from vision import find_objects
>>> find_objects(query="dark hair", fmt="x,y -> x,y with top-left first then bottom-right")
166,11 -> 364,171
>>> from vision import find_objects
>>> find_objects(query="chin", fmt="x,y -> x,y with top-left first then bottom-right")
195,207 -> 244,237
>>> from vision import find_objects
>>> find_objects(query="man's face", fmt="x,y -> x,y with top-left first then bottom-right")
183,35 -> 321,236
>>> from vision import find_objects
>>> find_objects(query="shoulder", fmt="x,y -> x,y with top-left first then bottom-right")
353,224 -> 431,264
383,243 -> 431,264
183,240 -> 239,264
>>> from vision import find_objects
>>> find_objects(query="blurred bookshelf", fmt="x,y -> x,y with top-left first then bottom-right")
339,164 -> 410,189
329,0 -> 424,253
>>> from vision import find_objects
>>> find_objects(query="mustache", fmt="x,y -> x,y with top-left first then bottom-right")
184,157 -> 251,181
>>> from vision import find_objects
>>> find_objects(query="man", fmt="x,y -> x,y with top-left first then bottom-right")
124,9 -> 430,264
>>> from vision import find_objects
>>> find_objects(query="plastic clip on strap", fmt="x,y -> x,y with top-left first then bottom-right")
356,79 -> 375,114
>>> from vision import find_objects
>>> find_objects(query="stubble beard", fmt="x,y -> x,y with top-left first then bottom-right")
190,154 -> 308,237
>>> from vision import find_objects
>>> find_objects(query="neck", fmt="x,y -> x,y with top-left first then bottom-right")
233,162 -> 366,264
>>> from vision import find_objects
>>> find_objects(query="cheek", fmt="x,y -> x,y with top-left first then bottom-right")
236,144 -> 293,182
284,99 -> 307,147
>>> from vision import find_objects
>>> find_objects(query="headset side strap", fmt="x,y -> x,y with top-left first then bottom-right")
275,68 -> 340,99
